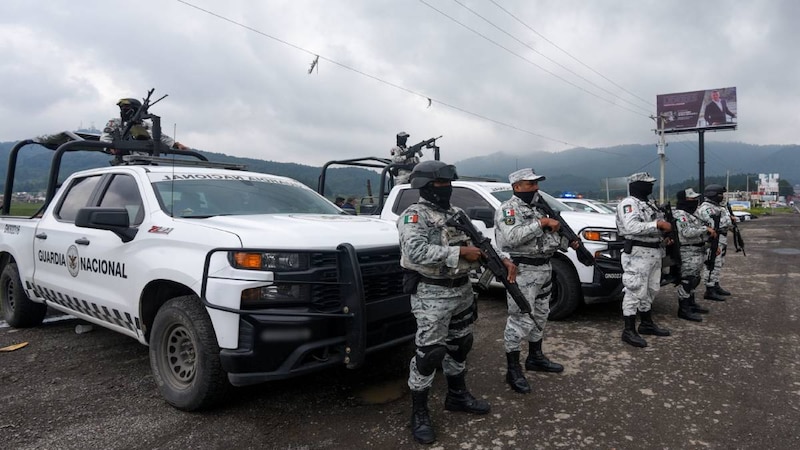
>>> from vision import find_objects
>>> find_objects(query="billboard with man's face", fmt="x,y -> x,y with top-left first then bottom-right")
656,87 -> 737,133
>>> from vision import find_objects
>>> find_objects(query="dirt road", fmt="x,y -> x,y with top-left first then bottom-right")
2,214 -> 799,449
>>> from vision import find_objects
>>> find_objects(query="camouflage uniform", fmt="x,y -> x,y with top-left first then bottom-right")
390,145 -> 419,184
100,118 -> 177,152
696,200 -> 732,288
494,194 -> 567,352
674,208 -> 710,300
616,195 -> 665,316
397,199 -> 479,391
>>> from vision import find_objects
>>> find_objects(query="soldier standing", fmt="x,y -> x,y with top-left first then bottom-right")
674,188 -> 717,321
616,172 -> 673,348
100,98 -> 188,156
397,160 -> 514,445
390,131 -> 419,184
494,168 -> 578,394
696,184 -> 734,301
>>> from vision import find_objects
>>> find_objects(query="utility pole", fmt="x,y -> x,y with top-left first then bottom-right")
651,114 -> 668,204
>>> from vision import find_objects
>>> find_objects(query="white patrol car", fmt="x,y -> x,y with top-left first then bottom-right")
0,134 -> 414,410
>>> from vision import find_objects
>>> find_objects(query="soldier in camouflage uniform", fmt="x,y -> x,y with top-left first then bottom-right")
397,160 -> 515,445
616,172 -> 673,348
100,98 -> 188,156
674,188 -> 717,321
494,168 -> 578,394
390,131 -> 419,184
696,184 -> 734,301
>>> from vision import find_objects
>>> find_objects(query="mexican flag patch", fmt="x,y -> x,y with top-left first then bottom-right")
503,209 -> 515,218
503,208 -> 516,225
623,205 -> 632,214
403,214 -> 419,224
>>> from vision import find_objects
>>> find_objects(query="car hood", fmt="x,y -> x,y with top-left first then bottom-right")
560,210 -> 617,231
190,214 -> 400,250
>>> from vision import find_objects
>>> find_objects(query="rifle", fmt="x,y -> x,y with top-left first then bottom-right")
659,202 -> 681,284
445,210 -> 534,321
115,88 -> 169,158
706,213 -> 722,281
726,203 -> 747,256
400,136 -> 443,159
533,195 -> 595,266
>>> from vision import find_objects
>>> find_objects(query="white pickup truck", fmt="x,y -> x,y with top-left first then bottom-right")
318,157 -> 625,320
0,132 -> 414,410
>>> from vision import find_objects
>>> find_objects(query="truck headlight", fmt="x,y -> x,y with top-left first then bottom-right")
241,284 -> 307,306
582,229 -> 618,242
229,252 -> 309,271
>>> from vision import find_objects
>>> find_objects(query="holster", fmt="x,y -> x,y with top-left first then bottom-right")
623,239 -> 633,254
402,269 -> 421,294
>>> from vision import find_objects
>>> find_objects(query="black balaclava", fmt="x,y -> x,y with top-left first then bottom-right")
514,190 -> 537,205
629,181 -> 653,201
676,191 -> 698,214
120,106 -> 137,123
420,184 -> 452,209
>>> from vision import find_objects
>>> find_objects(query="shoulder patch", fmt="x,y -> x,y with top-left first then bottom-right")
623,205 -> 633,214
502,209 -> 515,217
502,208 -> 516,225
403,214 -> 419,224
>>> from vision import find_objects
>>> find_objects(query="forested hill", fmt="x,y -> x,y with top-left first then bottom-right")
2,138 -> 797,200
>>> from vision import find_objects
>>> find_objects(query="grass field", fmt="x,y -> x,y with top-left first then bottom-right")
3,202 -> 44,217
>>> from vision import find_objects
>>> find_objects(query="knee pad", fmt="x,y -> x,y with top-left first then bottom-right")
689,276 -> 701,290
415,345 -> 447,376
446,334 -> 474,363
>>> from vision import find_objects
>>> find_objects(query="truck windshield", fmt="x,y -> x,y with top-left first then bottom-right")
490,189 -> 573,213
152,178 -> 342,217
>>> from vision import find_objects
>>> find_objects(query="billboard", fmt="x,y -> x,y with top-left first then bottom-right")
656,87 -> 737,133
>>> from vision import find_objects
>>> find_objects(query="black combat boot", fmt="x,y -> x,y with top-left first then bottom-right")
410,389 -> 436,445
704,287 -> 726,301
715,283 -> 731,296
444,372 -> 490,415
621,315 -> 647,348
689,293 -> 709,314
638,310 -> 671,336
678,297 -> 702,322
505,351 -> 531,394
525,339 -> 564,373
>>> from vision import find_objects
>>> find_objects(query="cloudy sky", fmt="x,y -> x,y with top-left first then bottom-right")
1,0 -> 797,166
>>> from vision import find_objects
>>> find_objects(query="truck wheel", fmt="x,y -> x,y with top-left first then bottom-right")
149,295 -> 229,411
548,258 -> 582,321
1,263 -> 46,328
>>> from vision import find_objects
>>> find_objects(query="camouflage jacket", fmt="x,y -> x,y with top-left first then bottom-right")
674,209 -> 709,245
494,194 -> 566,258
616,196 -> 663,242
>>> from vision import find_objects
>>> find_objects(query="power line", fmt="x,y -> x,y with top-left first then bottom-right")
176,0 -> 600,149
488,0 -> 654,109
449,0 -> 653,115
419,0 -> 651,119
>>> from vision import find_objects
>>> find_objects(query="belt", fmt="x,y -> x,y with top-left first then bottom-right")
686,242 -> 705,247
625,239 -> 662,248
420,276 -> 470,288
720,231 -> 728,236
512,256 -> 550,266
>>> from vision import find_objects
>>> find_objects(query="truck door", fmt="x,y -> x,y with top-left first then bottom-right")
33,173 -> 144,338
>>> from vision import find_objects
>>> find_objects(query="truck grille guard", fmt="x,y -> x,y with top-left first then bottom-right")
200,243 -> 405,369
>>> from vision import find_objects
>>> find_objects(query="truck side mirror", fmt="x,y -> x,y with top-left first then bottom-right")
75,207 -> 138,243
466,207 -> 495,228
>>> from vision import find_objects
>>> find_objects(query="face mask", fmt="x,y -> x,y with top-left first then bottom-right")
420,185 -> 452,209
629,181 -> 653,200
120,107 -> 136,122
514,190 -> 537,205
677,199 -> 698,214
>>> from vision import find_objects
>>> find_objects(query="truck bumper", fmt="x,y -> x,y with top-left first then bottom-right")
581,256 -> 624,300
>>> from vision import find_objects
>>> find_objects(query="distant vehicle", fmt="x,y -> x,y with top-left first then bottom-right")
561,198 -> 616,214
732,210 -> 753,222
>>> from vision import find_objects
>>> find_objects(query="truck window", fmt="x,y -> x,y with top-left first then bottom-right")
55,175 -> 103,222
99,174 -> 144,225
392,187 -> 494,215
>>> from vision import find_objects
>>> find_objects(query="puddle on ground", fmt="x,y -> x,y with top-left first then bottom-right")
352,378 -> 407,405
771,248 -> 800,255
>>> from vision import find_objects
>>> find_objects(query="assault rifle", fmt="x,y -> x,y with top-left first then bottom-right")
399,136 -> 443,159
445,210 -> 534,320
115,88 -> 169,159
533,195 -> 595,267
726,203 -> 747,256
660,202 -> 681,284
706,213 -> 722,281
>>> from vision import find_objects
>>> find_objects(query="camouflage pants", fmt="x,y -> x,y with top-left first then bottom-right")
621,247 -> 662,316
408,282 -> 475,391
677,246 -> 705,299
703,239 -> 727,287
504,263 -> 551,352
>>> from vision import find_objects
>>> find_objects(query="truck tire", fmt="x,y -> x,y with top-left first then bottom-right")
149,295 -> 230,411
1,263 -> 46,328
548,257 -> 582,321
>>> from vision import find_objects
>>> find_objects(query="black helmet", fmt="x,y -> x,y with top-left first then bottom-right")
396,131 -> 410,146
409,160 -> 458,189
703,184 -> 726,197
117,98 -> 142,109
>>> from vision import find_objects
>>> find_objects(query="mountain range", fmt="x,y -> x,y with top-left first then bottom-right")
1,138 -> 797,200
